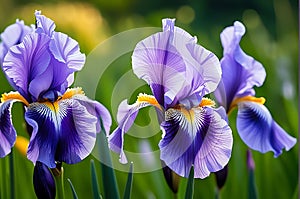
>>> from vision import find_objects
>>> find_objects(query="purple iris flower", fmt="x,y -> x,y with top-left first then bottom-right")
0,11 -> 111,168
109,19 -> 233,178
214,21 -> 296,157
0,19 -> 33,63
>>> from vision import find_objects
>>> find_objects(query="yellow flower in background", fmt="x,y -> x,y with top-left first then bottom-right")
15,2 -> 109,52
15,136 -> 29,157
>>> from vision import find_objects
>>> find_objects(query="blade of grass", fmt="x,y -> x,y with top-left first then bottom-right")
67,178 -> 79,199
123,162 -> 133,199
184,166 -> 194,199
91,159 -> 102,199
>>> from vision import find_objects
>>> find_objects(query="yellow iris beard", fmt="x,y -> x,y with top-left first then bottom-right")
43,87 -> 85,113
171,98 -> 215,124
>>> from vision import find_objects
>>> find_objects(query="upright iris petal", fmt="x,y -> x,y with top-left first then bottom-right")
0,11 -> 111,169
0,19 -> 34,91
109,18 -> 233,178
0,19 -> 33,63
214,21 -> 296,156
214,21 -> 266,111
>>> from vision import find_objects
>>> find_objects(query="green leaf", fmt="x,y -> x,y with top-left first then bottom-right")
96,121 -> 120,199
91,159 -> 102,199
123,162 -> 133,199
184,166 -> 194,199
67,178 -> 79,199
248,170 -> 258,199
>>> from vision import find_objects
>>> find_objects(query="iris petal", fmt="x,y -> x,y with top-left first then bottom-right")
185,42 -> 221,95
159,106 -> 232,178
25,98 -> 98,168
0,19 -> 32,54
25,102 -> 59,168
3,33 -> 51,101
0,100 -> 17,157
71,93 -> 112,136
35,10 -> 56,36
237,101 -> 296,157
215,21 -> 266,111
109,94 -> 159,163
193,108 -> 232,178
55,99 -> 98,164
49,32 -> 86,72
176,43 -> 221,108
132,20 -> 186,107
0,22 -> 23,48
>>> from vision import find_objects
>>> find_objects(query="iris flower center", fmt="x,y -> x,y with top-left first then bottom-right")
1,87 -> 84,108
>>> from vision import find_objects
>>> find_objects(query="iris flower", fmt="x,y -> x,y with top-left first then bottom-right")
0,11 -> 111,168
214,21 -> 296,157
109,19 -> 233,178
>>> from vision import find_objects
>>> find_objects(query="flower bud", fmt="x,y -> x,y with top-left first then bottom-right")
161,160 -> 180,193
33,161 -> 56,199
214,165 -> 228,190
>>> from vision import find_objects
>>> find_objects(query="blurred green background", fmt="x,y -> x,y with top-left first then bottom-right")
0,0 -> 298,198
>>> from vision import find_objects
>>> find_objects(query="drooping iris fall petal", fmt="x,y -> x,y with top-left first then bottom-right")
159,106 -> 232,178
0,100 -> 17,157
25,96 -> 99,168
236,101 -> 296,157
109,94 -> 160,163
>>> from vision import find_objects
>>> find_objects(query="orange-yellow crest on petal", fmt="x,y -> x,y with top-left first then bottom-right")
229,95 -> 266,114
200,97 -> 215,107
1,91 -> 29,106
137,93 -> 162,110
60,87 -> 85,100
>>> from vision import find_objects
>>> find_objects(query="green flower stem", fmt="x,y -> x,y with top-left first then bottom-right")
215,188 -> 220,199
1,156 -> 8,199
184,166 -> 194,199
54,166 -> 65,199
9,150 -> 15,199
